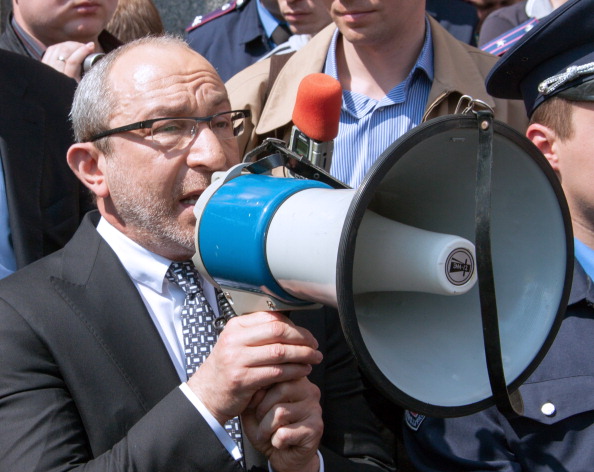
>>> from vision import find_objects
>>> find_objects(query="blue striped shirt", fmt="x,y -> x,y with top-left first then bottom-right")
323,21 -> 434,188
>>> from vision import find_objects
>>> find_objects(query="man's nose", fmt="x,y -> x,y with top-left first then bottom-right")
186,127 -> 228,171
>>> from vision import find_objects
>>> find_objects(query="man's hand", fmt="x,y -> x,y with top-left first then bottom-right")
242,378 -> 323,472
186,311 -> 323,425
42,41 -> 96,81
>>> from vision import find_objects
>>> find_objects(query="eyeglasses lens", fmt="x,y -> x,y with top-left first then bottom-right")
150,112 -> 245,150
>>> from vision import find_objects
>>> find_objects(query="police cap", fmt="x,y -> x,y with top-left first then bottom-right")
486,0 -> 594,117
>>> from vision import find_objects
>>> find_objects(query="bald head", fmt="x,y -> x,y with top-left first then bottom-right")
71,35 -> 226,146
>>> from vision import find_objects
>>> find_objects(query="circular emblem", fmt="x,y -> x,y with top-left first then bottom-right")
445,248 -> 474,286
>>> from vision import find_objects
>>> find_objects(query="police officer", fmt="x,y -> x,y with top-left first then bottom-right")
402,1 -> 594,470
186,0 -> 292,82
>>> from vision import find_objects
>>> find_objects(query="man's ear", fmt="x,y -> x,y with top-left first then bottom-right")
67,143 -> 110,199
526,123 -> 560,173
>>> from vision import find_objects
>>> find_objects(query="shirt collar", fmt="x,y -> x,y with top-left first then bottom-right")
568,238 -> 594,305
96,217 -> 173,294
325,18 -> 433,118
324,17 -> 434,86
11,15 -> 45,60
256,0 -> 283,39
574,238 -> 594,280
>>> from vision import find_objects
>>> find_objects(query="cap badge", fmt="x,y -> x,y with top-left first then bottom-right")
538,62 -> 594,95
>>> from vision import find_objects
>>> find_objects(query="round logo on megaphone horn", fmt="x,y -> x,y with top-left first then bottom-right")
445,247 -> 475,286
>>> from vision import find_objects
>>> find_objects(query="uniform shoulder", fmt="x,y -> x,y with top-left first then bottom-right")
186,0 -> 249,32
481,18 -> 539,56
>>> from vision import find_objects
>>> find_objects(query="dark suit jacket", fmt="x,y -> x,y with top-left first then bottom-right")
0,49 -> 91,269
0,211 -> 395,471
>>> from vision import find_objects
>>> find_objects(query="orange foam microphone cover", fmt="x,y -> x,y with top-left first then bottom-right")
292,73 -> 343,142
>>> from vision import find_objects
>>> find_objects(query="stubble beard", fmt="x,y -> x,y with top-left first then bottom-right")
107,166 -> 196,259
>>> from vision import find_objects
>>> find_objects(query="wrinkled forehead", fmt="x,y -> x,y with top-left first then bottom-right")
108,44 -> 229,121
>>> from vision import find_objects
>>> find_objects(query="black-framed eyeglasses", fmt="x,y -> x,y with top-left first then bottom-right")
88,109 -> 251,151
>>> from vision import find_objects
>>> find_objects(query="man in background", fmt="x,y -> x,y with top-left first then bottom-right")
479,0 -> 569,55
0,49 -> 91,277
186,0 -> 292,81
426,0 -> 479,45
227,0 -> 527,188
0,0 -> 120,81
258,0 -> 332,58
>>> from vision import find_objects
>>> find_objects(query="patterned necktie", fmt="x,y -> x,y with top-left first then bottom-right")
166,261 -> 244,457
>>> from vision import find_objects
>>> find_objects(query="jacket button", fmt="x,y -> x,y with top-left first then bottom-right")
541,402 -> 556,417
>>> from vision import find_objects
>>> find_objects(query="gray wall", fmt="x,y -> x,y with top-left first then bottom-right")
153,0 -> 227,35
0,0 -> 228,36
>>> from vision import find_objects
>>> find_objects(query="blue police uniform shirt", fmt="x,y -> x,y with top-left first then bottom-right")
186,0 -> 286,82
573,237 -> 594,280
323,20 -> 434,188
0,150 -> 17,279
255,0 -> 287,47
402,252 -> 594,471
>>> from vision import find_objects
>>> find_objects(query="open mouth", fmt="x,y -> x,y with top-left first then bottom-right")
180,197 -> 199,206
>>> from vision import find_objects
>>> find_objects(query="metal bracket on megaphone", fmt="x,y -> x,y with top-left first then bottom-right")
455,94 -> 494,116
242,138 -> 348,189
193,139 -> 350,328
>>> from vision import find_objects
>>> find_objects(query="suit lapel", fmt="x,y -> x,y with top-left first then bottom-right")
54,214 -> 271,468
53,212 -> 181,409
243,437 -> 267,470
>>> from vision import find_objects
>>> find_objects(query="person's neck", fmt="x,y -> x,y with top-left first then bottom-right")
11,13 -> 46,51
12,11 -> 101,51
335,21 -> 426,100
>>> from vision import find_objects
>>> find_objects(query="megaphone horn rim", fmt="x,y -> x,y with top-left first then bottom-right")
335,114 -> 573,418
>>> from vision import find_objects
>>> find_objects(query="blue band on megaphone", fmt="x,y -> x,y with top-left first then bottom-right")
197,174 -> 331,304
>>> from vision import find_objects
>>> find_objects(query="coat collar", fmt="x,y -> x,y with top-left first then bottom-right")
255,23 -> 335,136
568,259 -> 594,306
427,15 -> 496,110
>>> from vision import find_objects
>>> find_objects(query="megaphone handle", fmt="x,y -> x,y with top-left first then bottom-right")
214,289 -> 238,333
475,111 -> 524,418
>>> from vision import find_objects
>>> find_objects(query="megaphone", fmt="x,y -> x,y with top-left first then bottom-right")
192,112 -> 572,418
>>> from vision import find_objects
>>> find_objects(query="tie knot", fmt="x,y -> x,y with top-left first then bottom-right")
166,261 -> 202,296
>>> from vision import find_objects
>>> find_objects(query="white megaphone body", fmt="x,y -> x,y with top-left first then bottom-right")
193,167 -> 477,311
192,112 -> 572,419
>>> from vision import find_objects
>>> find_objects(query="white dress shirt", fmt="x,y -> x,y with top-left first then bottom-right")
96,217 -> 241,460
